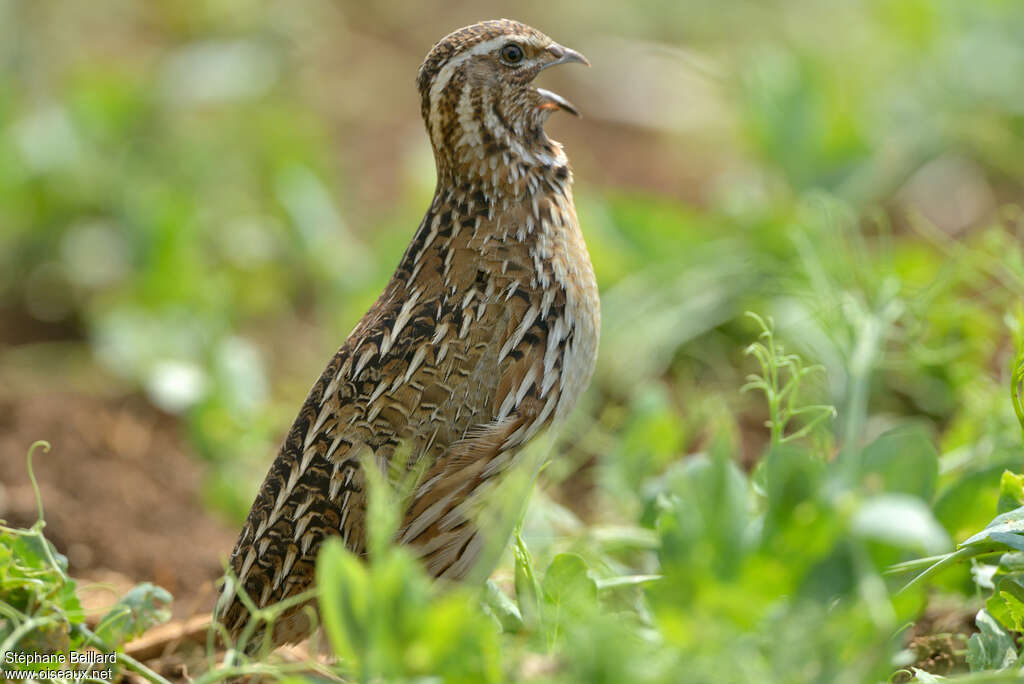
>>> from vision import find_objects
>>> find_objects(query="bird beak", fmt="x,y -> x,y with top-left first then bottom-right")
536,88 -> 581,117
535,43 -> 589,117
542,44 -> 590,70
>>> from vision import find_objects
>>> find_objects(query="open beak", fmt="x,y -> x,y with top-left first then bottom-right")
536,88 -> 581,117
536,43 -> 589,117
542,44 -> 590,70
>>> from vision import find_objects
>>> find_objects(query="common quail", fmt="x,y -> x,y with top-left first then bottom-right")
217,19 -> 599,646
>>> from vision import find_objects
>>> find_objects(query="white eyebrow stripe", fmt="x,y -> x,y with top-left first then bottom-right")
430,37 -> 504,107
426,33 -> 538,146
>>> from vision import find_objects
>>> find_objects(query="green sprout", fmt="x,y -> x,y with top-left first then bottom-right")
741,311 -> 837,447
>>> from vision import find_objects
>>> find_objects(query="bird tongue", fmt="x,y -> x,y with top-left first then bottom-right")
536,87 -> 581,117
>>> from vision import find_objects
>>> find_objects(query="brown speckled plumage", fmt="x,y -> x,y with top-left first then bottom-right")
217,19 -> 599,646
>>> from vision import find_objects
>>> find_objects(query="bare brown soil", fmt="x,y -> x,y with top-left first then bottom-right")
894,594 -> 979,681
0,392 -> 238,620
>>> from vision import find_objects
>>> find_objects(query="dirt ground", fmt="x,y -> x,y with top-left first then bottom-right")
0,391 -> 239,621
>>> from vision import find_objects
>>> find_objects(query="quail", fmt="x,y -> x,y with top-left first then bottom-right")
217,19 -> 599,646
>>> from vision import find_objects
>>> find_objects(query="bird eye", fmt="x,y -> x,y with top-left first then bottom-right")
500,43 -> 525,65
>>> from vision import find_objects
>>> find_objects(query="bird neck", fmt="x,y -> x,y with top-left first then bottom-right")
427,84 -> 569,200
433,135 -> 571,204
430,136 -> 574,239
391,142 -> 577,293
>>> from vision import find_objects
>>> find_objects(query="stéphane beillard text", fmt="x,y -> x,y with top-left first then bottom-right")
3,651 -> 117,665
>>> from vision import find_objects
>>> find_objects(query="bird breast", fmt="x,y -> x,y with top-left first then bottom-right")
526,185 -> 599,426
380,165 -> 598,458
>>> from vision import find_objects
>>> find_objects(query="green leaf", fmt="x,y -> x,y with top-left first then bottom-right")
962,505 -> 1024,548
9,532 -> 69,574
317,539 -> 371,674
996,551 -> 1024,575
93,583 -> 172,648
482,580 -> 523,633
910,668 -> 948,682
317,535 -> 499,682
762,444 -> 825,535
658,440 -> 752,578
986,577 -> 1024,633
966,609 -> 1018,672
859,425 -> 938,500
933,465 -> 1003,543
540,552 -> 597,648
895,506 -> 1024,592
998,471 -> 1024,515
542,553 -> 598,618
851,494 -> 951,555
513,534 -> 541,629
0,529 -> 83,628
53,580 -> 85,626
1012,334 -> 1024,445
416,592 -> 502,683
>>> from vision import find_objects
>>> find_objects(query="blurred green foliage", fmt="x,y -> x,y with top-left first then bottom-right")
3,0 -> 1024,681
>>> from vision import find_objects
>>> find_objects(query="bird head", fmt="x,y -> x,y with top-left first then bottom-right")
417,19 -> 589,183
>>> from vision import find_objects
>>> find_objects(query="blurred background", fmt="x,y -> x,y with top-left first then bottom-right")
2,0 -> 1024,679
